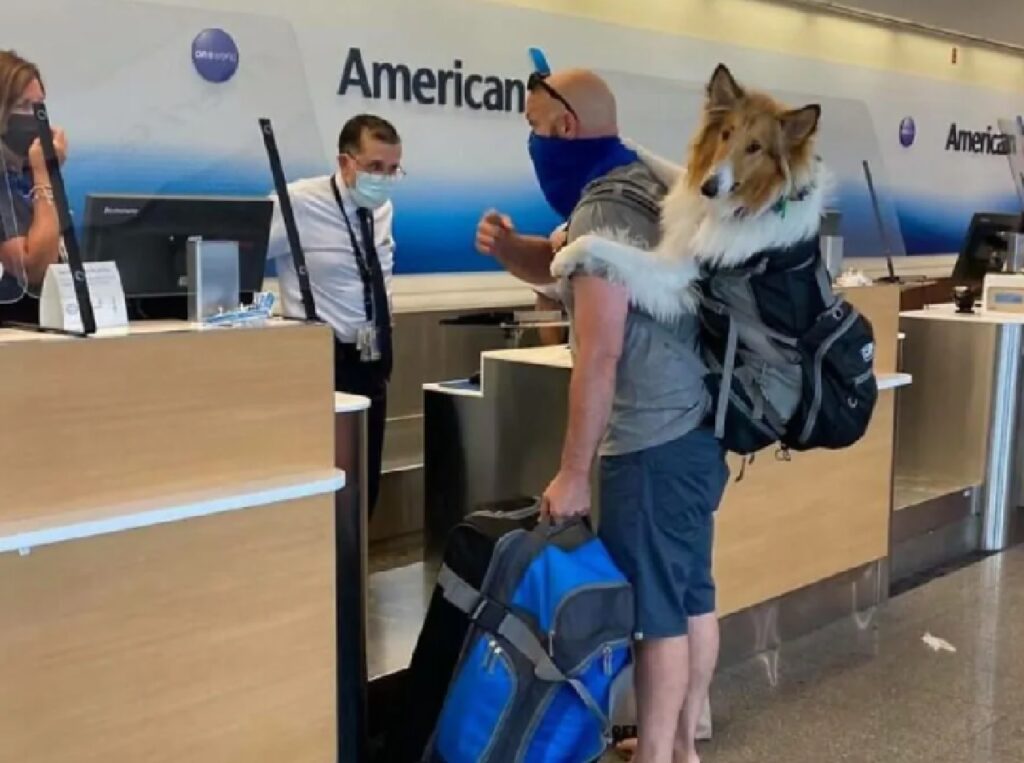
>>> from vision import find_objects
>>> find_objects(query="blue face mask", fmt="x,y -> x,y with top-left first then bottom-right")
350,171 -> 396,210
527,133 -> 639,219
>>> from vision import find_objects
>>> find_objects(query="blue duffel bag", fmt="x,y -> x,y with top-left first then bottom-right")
428,518 -> 634,763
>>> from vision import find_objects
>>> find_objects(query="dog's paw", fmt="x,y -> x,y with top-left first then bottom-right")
551,233 -> 632,277
550,236 -> 591,278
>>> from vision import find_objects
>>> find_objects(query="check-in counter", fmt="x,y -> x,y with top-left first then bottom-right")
0,321 -> 343,762
424,285 -> 909,661
895,304 -> 1024,574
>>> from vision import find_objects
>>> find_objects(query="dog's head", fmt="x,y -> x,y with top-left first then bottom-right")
687,64 -> 820,219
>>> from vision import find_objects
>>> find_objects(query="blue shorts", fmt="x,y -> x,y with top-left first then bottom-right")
599,428 -> 729,639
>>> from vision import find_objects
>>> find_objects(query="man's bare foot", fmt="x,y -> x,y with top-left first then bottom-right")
614,737 -> 637,760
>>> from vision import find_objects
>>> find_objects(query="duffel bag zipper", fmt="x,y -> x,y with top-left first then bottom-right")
547,582 -> 632,657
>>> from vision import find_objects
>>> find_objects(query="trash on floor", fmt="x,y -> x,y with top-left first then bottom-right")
922,632 -> 957,653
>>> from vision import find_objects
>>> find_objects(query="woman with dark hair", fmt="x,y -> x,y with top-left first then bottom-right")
0,50 -> 68,324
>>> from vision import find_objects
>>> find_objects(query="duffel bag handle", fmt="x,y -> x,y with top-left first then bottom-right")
534,514 -> 593,538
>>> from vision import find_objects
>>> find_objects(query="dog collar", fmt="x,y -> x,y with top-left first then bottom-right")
769,182 -> 816,218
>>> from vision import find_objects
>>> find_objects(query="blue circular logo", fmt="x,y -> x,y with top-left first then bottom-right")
899,117 -> 916,147
191,28 -> 239,83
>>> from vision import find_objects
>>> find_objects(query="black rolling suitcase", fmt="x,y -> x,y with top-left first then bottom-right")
383,497 -> 540,763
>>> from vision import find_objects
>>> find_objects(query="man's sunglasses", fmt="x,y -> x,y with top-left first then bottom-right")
527,71 -> 578,120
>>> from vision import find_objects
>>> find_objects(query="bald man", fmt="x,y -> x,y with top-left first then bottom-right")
475,70 -> 727,763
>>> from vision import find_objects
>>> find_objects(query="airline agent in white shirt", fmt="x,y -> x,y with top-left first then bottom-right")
268,114 -> 403,516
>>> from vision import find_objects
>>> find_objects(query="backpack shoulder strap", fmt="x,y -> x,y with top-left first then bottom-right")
572,174 -> 663,229
766,236 -> 837,308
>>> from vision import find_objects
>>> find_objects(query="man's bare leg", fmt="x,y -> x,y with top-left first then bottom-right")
633,636 -> 689,763
674,613 -> 719,763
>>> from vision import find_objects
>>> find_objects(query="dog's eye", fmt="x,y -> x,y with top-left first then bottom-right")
746,141 -> 762,154
721,129 -> 732,141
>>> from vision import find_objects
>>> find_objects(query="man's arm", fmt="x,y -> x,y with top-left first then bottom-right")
542,274 -> 628,519
475,210 -> 556,285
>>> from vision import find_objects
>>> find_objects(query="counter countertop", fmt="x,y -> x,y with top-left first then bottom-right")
902,303 -> 1024,325
0,318 -> 315,346
335,393 -> 371,413
426,345 -> 911,395
482,344 -> 573,368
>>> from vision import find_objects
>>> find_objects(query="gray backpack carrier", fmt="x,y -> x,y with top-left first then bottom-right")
699,237 -> 878,457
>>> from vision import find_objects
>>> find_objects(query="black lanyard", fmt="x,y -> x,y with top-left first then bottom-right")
330,175 -> 376,324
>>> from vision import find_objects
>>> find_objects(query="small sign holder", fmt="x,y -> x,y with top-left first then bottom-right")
39,261 -> 128,333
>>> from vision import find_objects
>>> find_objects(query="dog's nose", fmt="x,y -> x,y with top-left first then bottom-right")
700,175 -> 720,198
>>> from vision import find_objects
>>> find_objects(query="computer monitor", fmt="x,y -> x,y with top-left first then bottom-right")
952,212 -> 1024,284
82,194 -> 273,319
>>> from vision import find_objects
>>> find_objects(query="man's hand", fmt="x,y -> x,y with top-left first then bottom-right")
549,225 -> 568,254
475,209 -> 516,258
541,468 -> 591,521
28,127 -> 68,176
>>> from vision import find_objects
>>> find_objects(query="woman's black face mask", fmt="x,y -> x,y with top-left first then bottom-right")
2,113 -> 38,159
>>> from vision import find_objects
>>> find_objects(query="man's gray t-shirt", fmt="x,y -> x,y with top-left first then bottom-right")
562,161 -> 710,457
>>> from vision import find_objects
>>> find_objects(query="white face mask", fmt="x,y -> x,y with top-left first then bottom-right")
349,171 -> 396,210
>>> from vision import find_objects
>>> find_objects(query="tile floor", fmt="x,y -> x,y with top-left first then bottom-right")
368,544 -> 1024,762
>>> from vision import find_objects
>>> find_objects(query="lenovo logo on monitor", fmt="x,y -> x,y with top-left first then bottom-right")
103,206 -> 141,218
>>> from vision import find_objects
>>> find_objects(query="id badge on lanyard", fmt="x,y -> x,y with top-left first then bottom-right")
331,177 -> 381,363
356,323 -> 381,362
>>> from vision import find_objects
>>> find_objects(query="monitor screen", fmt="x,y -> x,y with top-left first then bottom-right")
82,194 -> 272,317
952,212 -> 1024,284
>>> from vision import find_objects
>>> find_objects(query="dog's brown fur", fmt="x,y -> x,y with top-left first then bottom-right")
687,64 -> 820,216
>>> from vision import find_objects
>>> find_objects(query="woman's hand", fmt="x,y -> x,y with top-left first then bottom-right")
28,127 -> 68,178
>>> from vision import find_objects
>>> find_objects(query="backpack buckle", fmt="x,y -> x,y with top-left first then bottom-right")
471,596 -> 509,634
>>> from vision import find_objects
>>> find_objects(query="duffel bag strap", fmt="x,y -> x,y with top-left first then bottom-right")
497,615 -> 612,738
438,563 -> 486,615
438,565 -> 528,639
437,564 -> 613,737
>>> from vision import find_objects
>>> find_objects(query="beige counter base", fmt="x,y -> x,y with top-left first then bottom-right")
0,322 -> 339,763
716,390 -> 895,616
0,495 -> 336,763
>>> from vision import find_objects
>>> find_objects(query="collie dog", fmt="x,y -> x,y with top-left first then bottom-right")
551,64 -> 830,318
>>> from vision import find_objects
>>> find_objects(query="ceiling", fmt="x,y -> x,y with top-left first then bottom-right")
794,0 -> 1024,50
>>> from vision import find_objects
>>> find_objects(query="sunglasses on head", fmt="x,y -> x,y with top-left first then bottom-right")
527,71 -> 578,120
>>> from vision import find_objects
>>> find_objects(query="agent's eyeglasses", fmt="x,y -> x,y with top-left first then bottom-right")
527,71 -> 578,120
345,153 -> 406,179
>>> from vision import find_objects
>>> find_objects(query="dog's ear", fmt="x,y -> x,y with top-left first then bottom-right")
781,105 -> 821,146
707,64 -> 744,110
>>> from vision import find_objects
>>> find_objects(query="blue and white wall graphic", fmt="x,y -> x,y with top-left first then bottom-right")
10,0 -> 1024,276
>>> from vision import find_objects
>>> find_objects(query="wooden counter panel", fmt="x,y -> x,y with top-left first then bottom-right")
0,325 -> 334,523
715,390 -> 894,616
842,284 -> 899,375
0,495 -> 336,763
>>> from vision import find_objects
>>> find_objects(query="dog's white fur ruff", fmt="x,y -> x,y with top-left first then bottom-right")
551,161 -> 832,320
